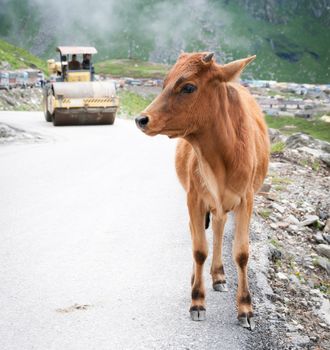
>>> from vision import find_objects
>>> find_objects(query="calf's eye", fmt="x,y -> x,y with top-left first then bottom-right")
181,84 -> 197,94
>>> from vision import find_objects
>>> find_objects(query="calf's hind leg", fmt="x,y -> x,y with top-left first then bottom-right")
187,191 -> 208,321
233,192 -> 255,330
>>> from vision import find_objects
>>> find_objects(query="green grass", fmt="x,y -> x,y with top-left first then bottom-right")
95,59 -> 169,79
274,185 -> 285,191
118,90 -> 155,118
271,176 -> 292,185
269,238 -> 282,249
258,208 -> 272,219
0,38 -> 47,74
271,141 -> 286,154
266,115 -> 330,142
315,281 -> 330,296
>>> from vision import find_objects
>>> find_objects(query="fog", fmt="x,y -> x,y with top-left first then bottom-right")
0,0 -> 251,62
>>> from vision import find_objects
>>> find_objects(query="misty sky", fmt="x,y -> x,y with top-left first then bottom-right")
0,0 -> 246,62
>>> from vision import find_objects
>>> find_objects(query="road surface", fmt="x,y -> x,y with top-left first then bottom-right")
0,112 -> 257,350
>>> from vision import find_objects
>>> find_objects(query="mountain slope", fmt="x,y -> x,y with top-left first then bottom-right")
0,38 -> 47,72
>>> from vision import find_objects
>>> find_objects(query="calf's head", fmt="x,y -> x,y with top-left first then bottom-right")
135,52 -> 255,138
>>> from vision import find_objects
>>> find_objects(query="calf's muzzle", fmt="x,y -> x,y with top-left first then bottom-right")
135,115 -> 149,129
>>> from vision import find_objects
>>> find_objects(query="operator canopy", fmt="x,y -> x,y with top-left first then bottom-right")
56,46 -> 97,55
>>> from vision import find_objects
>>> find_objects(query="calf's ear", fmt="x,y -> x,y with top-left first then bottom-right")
222,55 -> 256,81
202,52 -> 214,63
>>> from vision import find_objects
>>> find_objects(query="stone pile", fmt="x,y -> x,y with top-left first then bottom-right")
254,140 -> 330,349
0,88 -> 42,111
269,128 -> 330,167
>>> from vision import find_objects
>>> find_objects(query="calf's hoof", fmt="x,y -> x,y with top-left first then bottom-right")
213,281 -> 228,292
238,312 -> 255,331
189,305 -> 206,321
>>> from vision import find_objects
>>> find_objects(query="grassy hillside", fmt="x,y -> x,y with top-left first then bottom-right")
0,38 -> 47,73
95,59 -> 169,79
219,2 -> 330,83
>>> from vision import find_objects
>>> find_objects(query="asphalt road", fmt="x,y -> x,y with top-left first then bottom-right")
0,112 -> 252,350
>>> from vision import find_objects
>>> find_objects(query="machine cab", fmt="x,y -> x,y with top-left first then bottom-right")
49,46 -> 97,82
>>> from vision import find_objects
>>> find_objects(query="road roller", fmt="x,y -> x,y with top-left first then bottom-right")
43,46 -> 119,126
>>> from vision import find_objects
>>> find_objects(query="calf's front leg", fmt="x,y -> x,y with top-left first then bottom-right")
211,214 -> 228,292
187,192 -> 208,321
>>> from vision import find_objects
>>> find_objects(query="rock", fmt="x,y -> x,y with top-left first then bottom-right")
320,115 -> 330,123
273,212 -> 283,219
320,153 -> 330,166
324,219 -> 330,233
285,214 -> 300,225
269,244 -> 282,262
286,324 -> 297,332
316,256 -> 330,275
323,233 -> 330,244
295,111 -> 311,118
299,215 -> 319,226
259,182 -> 271,193
285,132 -> 330,165
266,193 -> 277,201
285,133 -> 311,149
317,210 -> 328,221
314,232 -> 326,244
288,224 -> 300,233
291,334 -> 310,346
283,297 -> 290,304
321,140 -> 330,153
272,203 -> 285,214
316,244 -> 330,259
1,94 -> 16,106
268,128 -> 287,143
317,297 -> 330,325
288,274 -> 301,286
0,60 -> 10,69
299,146 -> 324,159
0,124 -> 17,138
310,289 -> 322,298
282,125 -> 297,131
319,322 -> 328,328
276,272 -> 288,280
277,221 -> 290,229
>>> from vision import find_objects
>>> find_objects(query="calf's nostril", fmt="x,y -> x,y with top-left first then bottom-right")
135,115 -> 149,128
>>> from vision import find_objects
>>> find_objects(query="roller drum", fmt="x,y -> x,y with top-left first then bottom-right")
52,81 -> 116,98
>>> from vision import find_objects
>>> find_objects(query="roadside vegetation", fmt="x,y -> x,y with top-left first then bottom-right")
118,90 -> 154,118
265,115 -> 330,142
95,59 -> 169,79
270,141 -> 286,154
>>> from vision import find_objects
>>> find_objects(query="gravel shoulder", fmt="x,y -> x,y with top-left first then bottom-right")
252,148 -> 330,349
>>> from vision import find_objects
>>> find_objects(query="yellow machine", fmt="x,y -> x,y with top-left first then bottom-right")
44,46 -> 119,126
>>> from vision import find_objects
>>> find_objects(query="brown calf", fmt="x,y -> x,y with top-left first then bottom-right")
135,52 -> 269,330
